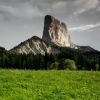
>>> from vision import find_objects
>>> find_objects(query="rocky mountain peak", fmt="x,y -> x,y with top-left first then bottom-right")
42,15 -> 74,47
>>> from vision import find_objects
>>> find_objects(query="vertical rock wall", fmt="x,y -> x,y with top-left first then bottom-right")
42,15 -> 73,47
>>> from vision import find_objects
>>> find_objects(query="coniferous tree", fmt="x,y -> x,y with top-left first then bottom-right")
1,54 -> 7,68
0,56 -> 2,68
58,58 -> 65,70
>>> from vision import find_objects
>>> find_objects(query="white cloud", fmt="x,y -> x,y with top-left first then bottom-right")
72,0 -> 99,16
21,5 -> 44,18
0,3 -> 44,21
69,23 -> 100,31
0,5 -> 16,15
74,9 -> 86,16
72,0 -> 84,6
52,1 -> 68,9
97,6 -> 100,11
86,0 -> 99,9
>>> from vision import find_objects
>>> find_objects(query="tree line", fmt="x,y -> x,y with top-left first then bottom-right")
0,52 -> 99,70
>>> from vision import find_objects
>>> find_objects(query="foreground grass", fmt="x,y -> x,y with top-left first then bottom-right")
0,70 -> 100,100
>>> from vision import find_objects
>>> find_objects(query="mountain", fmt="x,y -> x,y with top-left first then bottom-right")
10,15 -> 98,54
42,15 -> 76,48
10,36 -> 60,55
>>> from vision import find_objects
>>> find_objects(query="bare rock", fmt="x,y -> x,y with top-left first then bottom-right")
10,36 -> 60,55
42,15 -> 74,47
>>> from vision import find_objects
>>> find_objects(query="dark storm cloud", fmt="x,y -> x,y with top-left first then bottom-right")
0,0 -> 100,22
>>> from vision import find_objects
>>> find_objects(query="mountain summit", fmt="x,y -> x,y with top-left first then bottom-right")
42,15 -> 75,48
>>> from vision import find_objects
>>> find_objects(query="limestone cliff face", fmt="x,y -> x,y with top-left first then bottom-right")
42,15 -> 75,47
10,36 -> 60,55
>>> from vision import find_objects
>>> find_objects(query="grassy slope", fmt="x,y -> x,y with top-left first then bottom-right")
0,70 -> 100,100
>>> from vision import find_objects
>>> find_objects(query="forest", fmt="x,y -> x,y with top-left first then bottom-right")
0,46 -> 100,70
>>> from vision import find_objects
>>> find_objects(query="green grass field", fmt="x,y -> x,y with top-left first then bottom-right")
0,70 -> 100,100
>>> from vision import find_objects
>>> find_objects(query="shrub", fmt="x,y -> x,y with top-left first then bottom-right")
64,59 -> 77,70
95,64 -> 99,71
49,62 -> 59,70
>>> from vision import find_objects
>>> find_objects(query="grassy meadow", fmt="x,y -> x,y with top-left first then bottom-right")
0,70 -> 100,100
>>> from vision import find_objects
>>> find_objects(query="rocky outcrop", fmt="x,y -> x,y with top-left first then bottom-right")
42,15 -> 75,48
10,36 -> 60,55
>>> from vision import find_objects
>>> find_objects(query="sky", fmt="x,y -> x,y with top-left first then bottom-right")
0,0 -> 100,51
